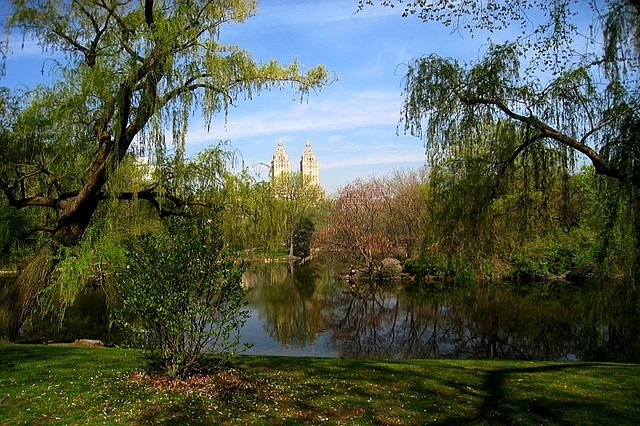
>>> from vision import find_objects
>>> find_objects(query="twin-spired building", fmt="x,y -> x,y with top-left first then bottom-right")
270,139 -> 320,187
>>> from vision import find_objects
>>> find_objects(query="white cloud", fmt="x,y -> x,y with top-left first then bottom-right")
198,89 -> 403,142
323,149 -> 424,169
251,0 -> 396,29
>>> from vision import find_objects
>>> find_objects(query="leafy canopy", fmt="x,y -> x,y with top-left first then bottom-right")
360,1 -> 639,187
360,0 -> 640,280
1,0 -> 331,237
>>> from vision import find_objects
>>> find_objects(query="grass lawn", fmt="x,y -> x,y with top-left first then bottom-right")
1,344 -> 639,425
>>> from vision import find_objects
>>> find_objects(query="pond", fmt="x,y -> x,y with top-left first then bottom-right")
240,262 -> 639,362
12,261 -> 640,362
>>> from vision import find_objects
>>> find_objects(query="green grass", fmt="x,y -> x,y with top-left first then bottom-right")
1,344 -> 639,425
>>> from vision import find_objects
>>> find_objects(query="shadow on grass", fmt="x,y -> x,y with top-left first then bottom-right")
233,357 -> 640,425
2,346 -> 639,425
136,395 -> 211,426
432,363 -> 620,425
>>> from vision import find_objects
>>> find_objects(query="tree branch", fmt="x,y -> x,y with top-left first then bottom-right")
95,0 -> 144,62
463,95 -> 639,187
72,0 -> 109,66
5,194 -> 71,210
106,189 -> 215,218
145,0 -> 154,28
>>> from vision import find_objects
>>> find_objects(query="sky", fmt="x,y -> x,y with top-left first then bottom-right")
0,0 -> 513,195
206,0 -> 487,194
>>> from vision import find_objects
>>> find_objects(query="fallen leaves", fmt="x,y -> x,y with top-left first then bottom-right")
124,368 -> 283,404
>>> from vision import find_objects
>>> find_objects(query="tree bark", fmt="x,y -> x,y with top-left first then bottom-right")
289,231 -> 295,258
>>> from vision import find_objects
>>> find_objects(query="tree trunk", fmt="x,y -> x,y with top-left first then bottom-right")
289,231 -> 295,258
633,192 -> 640,288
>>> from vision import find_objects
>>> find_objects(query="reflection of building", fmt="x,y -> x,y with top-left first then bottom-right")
270,138 -> 320,187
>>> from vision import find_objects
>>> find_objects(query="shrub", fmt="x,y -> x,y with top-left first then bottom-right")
293,216 -> 315,258
405,255 -> 443,278
509,240 -> 580,281
118,215 -> 249,378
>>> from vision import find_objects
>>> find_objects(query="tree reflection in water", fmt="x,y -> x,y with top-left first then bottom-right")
243,262 -> 327,350
245,262 -> 640,362
12,262 -> 640,361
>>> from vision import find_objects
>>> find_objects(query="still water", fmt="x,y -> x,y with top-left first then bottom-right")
240,262 -> 639,362
16,261 -> 640,362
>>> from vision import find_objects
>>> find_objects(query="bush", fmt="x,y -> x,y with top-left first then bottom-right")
118,216 -> 249,378
404,254 -> 459,280
293,216 -> 315,258
509,241 -> 579,281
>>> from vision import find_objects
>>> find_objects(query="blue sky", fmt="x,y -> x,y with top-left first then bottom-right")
0,0 -> 513,194
202,0 -> 492,194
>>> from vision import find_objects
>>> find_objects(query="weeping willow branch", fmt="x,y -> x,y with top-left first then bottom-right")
111,190 -> 215,217
463,95 -> 639,188
0,226 -> 56,256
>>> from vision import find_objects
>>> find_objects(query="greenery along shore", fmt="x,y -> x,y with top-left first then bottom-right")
1,344 -> 639,425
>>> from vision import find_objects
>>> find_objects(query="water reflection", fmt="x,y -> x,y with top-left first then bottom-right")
8,262 -> 639,361
242,262 -> 639,362
241,262 -> 334,355
326,283 -> 581,360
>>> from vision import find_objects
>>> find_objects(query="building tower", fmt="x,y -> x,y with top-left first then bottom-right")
300,140 -> 320,187
270,138 -> 291,179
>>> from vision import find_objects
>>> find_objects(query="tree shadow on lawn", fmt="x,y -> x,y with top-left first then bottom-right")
412,363 -> 639,426
4,347 -> 638,425
135,395 -> 211,426
234,357 -> 640,426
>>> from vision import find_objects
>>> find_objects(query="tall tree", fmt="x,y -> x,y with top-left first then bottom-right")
376,169 -> 427,258
272,172 -> 325,258
0,0 -> 330,340
318,178 -> 397,272
361,0 -> 640,279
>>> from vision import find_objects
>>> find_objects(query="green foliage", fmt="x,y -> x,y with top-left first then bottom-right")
592,181 -> 640,282
0,203 -> 27,260
414,145 -> 602,281
509,242 -> 575,281
42,221 -> 128,318
404,254 -> 449,279
406,254 -> 480,285
272,172 -> 326,257
118,215 -> 249,378
220,177 -> 278,254
220,171 -> 325,258
293,216 -> 315,258
397,39 -> 637,280
364,0 -> 640,282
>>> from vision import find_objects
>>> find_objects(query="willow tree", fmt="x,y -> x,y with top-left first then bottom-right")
362,0 -> 640,279
271,172 -> 325,258
0,0 -> 330,340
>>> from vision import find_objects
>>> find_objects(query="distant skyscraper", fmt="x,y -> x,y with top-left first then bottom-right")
270,138 -> 320,188
300,140 -> 320,187
270,138 -> 291,180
